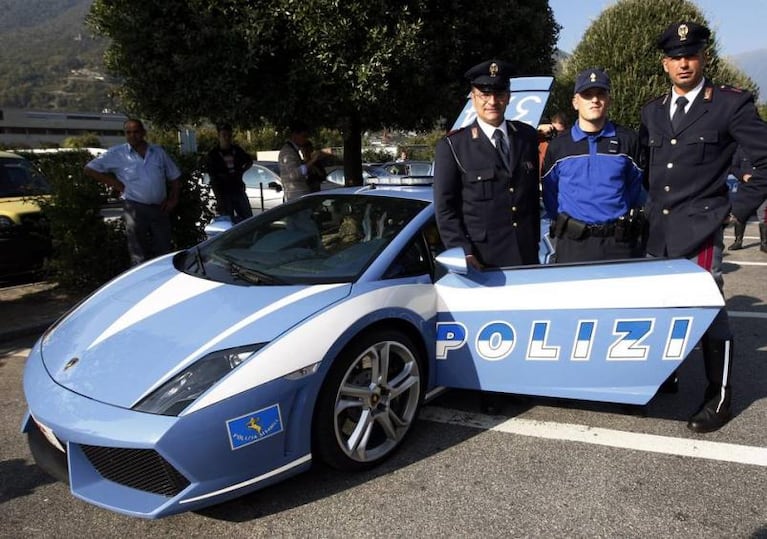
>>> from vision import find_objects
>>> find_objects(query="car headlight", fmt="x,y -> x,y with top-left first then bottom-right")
0,215 -> 16,229
134,344 -> 265,416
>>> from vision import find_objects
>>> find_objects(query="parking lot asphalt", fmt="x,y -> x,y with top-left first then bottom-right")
0,281 -> 86,343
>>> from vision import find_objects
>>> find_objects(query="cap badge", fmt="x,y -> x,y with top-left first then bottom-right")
590,72 -> 597,82
489,62 -> 499,77
678,24 -> 689,41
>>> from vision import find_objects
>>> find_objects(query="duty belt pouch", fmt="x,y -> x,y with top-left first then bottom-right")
554,213 -> 570,238
614,217 -> 627,242
564,217 -> 586,240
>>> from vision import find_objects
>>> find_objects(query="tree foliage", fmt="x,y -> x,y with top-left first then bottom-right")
546,0 -> 758,130
87,0 -> 559,183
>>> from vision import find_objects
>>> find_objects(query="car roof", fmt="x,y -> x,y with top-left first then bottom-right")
318,182 -> 434,203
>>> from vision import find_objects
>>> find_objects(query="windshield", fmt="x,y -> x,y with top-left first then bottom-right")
184,193 -> 429,285
0,157 -> 51,197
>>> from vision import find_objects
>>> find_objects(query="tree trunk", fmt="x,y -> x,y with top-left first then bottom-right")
342,113 -> 363,186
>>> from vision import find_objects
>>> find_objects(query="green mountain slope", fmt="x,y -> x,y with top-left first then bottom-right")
0,0 -> 116,112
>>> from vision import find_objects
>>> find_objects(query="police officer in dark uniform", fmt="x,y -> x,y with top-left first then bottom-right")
639,22 -> 767,432
434,59 -> 540,270
542,68 -> 644,262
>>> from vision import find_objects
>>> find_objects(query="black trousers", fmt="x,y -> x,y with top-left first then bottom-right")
554,235 -> 641,263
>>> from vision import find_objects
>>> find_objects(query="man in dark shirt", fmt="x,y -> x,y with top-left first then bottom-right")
206,124 -> 253,222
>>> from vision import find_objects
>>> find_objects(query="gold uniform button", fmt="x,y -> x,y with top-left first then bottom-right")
671,139 -> 677,145
662,209 -> 670,215
664,185 -> 670,192
512,222 -> 518,227
667,163 -> 674,169
509,187 -> 515,193
511,206 -> 517,211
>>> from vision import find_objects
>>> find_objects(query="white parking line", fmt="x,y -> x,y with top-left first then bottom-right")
725,260 -> 767,267
729,311 -> 767,319
421,406 -> 767,467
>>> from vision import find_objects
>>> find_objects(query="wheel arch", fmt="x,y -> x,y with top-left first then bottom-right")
309,313 -> 430,469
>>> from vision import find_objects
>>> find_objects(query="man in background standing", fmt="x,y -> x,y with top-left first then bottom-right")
279,121 -> 328,201
205,123 -> 253,222
84,118 -> 181,266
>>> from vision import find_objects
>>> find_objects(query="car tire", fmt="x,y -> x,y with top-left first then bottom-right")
313,329 -> 423,471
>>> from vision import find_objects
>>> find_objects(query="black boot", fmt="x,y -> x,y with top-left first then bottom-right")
688,337 -> 733,433
728,222 -> 745,250
760,223 -> 767,254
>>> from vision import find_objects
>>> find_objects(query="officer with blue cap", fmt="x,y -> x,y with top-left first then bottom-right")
639,21 -> 767,432
542,67 -> 644,263
573,68 -> 611,95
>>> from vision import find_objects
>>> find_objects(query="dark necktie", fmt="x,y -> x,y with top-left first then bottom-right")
671,96 -> 689,131
492,129 -> 510,169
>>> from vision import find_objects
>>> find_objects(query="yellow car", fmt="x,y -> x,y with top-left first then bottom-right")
0,151 -> 52,277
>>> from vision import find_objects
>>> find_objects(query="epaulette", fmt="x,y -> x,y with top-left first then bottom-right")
445,126 -> 466,137
646,92 -> 669,106
719,84 -> 744,94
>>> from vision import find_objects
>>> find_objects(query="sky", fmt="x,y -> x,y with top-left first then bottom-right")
549,0 -> 767,56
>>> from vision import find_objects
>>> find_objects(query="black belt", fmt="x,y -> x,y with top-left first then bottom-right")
583,222 -> 616,237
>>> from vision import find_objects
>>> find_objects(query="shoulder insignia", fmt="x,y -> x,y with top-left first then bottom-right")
446,126 -> 466,137
719,84 -> 744,93
704,86 -> 713,101
645,92 -> 668,106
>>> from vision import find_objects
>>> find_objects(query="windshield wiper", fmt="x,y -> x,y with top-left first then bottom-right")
229,261 -> 286,285
185,246 -> 207,276
195,246 -> 207,276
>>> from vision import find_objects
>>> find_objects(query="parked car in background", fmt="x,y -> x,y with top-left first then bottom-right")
201,162 -> 284,215
369,160 -> 433,179
325,165 -> 379,186
242,162 -> 285,213
0,151 -> 52,276
203,161 -> 343,218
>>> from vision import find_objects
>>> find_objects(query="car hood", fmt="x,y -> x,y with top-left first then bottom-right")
0,196 -> 45,218
40,256 -> 351,408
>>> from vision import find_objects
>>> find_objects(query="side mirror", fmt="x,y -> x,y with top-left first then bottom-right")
435,247 -> 468,275
268,181 -> 283,192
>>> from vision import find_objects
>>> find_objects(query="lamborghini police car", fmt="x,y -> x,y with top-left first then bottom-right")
21,74 -> 725,518
21,178 -> 724,518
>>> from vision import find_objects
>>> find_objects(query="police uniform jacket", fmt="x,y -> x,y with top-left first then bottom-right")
434,119 -> 540,267
639,80 -> 767,257
542,121 -> 644,223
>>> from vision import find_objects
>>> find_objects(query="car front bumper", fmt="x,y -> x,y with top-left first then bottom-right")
22,340 -> 315,518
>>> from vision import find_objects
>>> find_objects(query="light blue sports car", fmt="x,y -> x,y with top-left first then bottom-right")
22,180 -> 724,518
